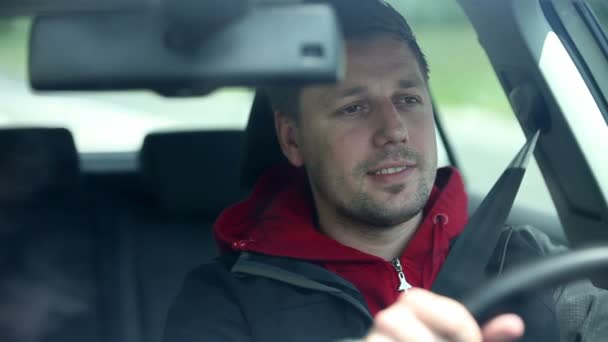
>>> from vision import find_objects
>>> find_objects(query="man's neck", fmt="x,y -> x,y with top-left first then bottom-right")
316,208 -> 423,261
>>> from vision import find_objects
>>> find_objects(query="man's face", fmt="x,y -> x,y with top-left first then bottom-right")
281,35 -> 437,228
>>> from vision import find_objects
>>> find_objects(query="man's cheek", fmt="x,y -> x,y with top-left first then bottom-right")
410,129 -> 434,155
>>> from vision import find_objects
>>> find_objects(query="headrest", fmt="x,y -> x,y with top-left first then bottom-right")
0,128 -> 80,204
140,130 -> 245,218
241,91 -> 286,188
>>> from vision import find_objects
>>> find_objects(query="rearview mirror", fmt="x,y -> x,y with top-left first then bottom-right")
29,2 -> 344,96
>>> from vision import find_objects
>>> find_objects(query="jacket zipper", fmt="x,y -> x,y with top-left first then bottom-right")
391,258 -> 412,292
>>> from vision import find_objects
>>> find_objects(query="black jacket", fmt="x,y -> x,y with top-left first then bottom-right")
164,226 -> 564,342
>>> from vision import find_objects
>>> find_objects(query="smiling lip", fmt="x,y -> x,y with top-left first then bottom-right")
367,162 -> 416,175
366,162 -> 416,183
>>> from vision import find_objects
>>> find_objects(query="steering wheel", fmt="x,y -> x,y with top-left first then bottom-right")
462,246 -> 608,321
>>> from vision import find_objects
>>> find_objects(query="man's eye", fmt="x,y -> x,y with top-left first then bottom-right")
394,95 -> 422,105
338,103 -> 368,116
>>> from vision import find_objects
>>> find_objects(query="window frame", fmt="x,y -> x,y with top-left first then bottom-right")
541,0 -> 608,125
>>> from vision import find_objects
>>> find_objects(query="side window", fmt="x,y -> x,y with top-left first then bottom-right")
387,1 -> 558,215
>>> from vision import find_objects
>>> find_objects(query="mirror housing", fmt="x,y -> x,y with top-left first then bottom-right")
29,2 -> 344,96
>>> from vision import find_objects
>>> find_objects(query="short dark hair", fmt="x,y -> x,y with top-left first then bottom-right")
265,0 -> 429,121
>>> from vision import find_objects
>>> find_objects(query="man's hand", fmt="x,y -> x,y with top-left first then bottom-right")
366,289 -> 525,342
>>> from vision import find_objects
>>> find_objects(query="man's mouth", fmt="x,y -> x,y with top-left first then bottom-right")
366,163 -> 415,183
367,162 -> 415,175
372,166 -> 408,175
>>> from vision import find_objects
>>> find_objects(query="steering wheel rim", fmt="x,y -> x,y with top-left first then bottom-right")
461,245 -> 608,321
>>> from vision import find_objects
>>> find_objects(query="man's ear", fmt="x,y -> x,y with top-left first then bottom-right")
274,111 -> 304,167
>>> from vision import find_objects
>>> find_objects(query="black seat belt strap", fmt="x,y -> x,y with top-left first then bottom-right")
431,130 -> 541,300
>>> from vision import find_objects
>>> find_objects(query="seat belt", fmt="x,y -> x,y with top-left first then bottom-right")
431,130 -> 541,300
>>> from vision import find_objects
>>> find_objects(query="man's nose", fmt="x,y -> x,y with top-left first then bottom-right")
372,97 -> 409,147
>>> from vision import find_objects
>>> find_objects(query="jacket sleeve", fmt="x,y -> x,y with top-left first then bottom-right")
522,226 -> 608,342
163,263 -> 252,342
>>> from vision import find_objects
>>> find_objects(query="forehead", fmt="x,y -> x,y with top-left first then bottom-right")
300,35 -> 426,106
342,34 -> 424,84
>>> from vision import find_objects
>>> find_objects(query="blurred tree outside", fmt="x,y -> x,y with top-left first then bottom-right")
0,20 -> 14,33
0,18 -> 29,79
388,0 -> 466,26
386,0 -> 514,119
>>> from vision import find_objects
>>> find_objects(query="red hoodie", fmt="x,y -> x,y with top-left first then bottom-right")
214,164 -> 468,317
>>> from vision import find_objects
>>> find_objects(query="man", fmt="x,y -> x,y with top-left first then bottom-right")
164,1 -> 607,341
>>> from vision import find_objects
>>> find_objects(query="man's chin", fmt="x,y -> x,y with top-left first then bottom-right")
366,211 -> 422,228
382,183 -> 408,195
361,193 -> 429,227
373,187 -> 421,208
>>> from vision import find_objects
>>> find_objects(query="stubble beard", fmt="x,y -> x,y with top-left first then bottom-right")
339,171 -> 433,228
310,147 -> 436,231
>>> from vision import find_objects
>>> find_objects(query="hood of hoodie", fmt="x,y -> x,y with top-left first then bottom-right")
214,164 -> 468,315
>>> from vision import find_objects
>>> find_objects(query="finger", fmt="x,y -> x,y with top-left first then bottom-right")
399,289 -> 482,342
372,299 -> 436,341
481,314 -> 525,342
365,330 -> 396,342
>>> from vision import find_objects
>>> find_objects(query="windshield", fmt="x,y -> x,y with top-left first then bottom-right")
1,3 -> 514,154
0,18 -> 254,153
0,1 -> 557,214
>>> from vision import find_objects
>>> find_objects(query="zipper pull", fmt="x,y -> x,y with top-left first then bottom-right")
391,258 -> 412,292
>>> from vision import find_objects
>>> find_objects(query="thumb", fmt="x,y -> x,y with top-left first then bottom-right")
481,314 -> 525,342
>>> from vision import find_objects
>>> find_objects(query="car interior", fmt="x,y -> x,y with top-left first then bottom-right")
0,0 -> 606,341
0,98 -> 571,342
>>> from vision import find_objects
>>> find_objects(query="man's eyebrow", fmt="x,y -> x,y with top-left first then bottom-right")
397,78 -> 424,89
320,86 -> 367,105
337,78 -> 424,97
337,86 -> 368,99
320,77 -> 425,105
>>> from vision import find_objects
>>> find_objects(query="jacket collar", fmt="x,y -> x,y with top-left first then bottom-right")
231,251 -> 373,321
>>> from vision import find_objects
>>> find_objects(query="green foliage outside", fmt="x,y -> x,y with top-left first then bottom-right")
0,18 -> 29,78
415,25 -> 513,117
388,0 -> 467,26
0,20 -> 13,33
386,0 -> 513,117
